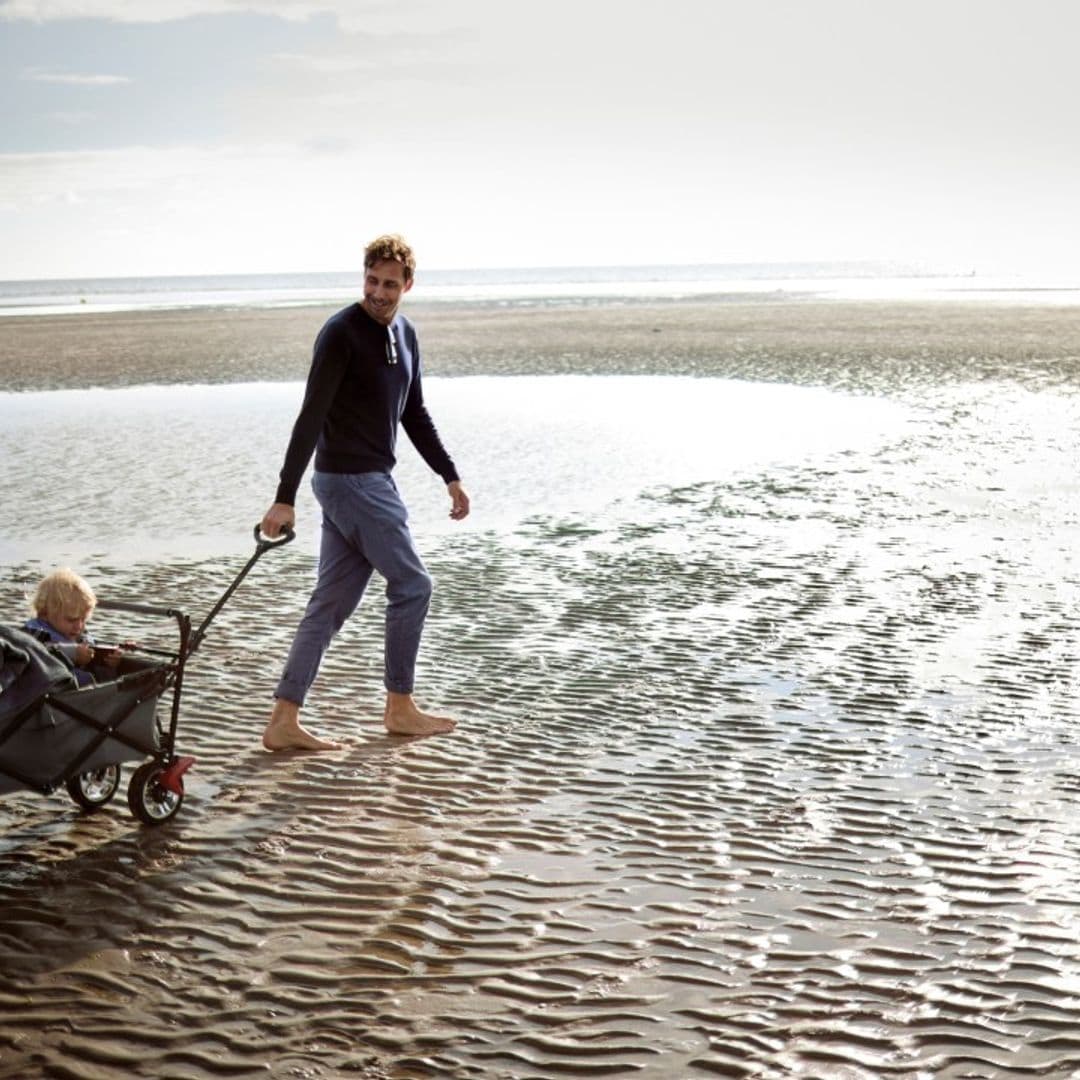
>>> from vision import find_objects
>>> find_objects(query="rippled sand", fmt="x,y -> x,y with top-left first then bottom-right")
3,299 -> 1080,1078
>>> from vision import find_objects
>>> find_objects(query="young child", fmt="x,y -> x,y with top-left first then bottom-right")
24,568 -> 130,687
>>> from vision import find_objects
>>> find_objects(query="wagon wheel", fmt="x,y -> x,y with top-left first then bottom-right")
65,765 -> 122,812
127,761 -> 184,825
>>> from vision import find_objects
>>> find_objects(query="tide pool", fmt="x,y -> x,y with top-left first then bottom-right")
0,375 -> 909,566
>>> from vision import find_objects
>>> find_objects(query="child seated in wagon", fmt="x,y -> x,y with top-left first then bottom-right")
24,568 -> 134,686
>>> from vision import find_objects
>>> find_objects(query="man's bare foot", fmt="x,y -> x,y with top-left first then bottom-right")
262,698 -> 342,751
384,692 -> 457,736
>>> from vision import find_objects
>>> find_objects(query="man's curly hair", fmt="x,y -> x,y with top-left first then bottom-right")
363,234 -> 416,282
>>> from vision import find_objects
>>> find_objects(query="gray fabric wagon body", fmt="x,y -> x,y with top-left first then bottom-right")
0,626 -> 163,795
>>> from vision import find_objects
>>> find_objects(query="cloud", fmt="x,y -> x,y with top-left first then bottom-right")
0,139 -> 458,277
0,143 -> 284,200
265,50 -> 377,75
24,69 -> 131,84
0,0 -> 322,20
0,0 -> 479,32
48,110 -> 96,124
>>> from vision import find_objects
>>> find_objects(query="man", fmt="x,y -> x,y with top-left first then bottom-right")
260,233 -> 469,751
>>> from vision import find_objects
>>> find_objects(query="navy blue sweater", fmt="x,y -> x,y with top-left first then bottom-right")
275,303 -> 459,506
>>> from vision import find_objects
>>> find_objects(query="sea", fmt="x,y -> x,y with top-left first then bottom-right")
2,259 -> 1079,317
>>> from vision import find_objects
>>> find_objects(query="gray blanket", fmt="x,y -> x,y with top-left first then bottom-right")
0,624 -> 77,722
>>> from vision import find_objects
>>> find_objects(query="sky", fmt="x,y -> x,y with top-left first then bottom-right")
1,0 -> 1078,280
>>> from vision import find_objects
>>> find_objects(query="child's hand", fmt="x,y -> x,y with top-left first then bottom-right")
76,642 -> 95,666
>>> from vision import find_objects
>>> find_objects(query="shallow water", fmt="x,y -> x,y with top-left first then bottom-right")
0,374 -> 907,564
4,373 -> 1080,1078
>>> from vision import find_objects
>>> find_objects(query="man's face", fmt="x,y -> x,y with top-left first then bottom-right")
361,259 -> 413,325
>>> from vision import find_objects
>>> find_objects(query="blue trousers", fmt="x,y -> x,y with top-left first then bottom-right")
275,471 -> 433,704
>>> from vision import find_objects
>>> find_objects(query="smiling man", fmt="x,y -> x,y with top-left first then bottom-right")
260,234 -> 470,751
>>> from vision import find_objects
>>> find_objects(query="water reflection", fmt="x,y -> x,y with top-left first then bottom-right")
0,375 -> 908,565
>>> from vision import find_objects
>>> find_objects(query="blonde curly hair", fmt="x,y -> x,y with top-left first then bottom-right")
363,234 -> 416,282
29,567 -> 97,620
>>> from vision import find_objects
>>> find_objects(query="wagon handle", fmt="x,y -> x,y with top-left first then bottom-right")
185,523 -> 296,656
253,522 -> 295,552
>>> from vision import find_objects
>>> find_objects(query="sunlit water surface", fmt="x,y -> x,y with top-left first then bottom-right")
0,375 -> 908,565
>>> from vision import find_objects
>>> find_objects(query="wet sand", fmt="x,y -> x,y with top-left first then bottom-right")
3,298 -> 1080,1078
3,295 -> 1080,392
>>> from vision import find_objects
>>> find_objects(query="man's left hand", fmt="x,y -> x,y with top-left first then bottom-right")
448,480 -> 470,521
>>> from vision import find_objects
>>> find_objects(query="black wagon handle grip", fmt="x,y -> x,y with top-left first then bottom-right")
253,522 -> 295,549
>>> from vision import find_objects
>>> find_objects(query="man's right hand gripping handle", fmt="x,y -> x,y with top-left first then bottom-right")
261,502 -> 296,539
